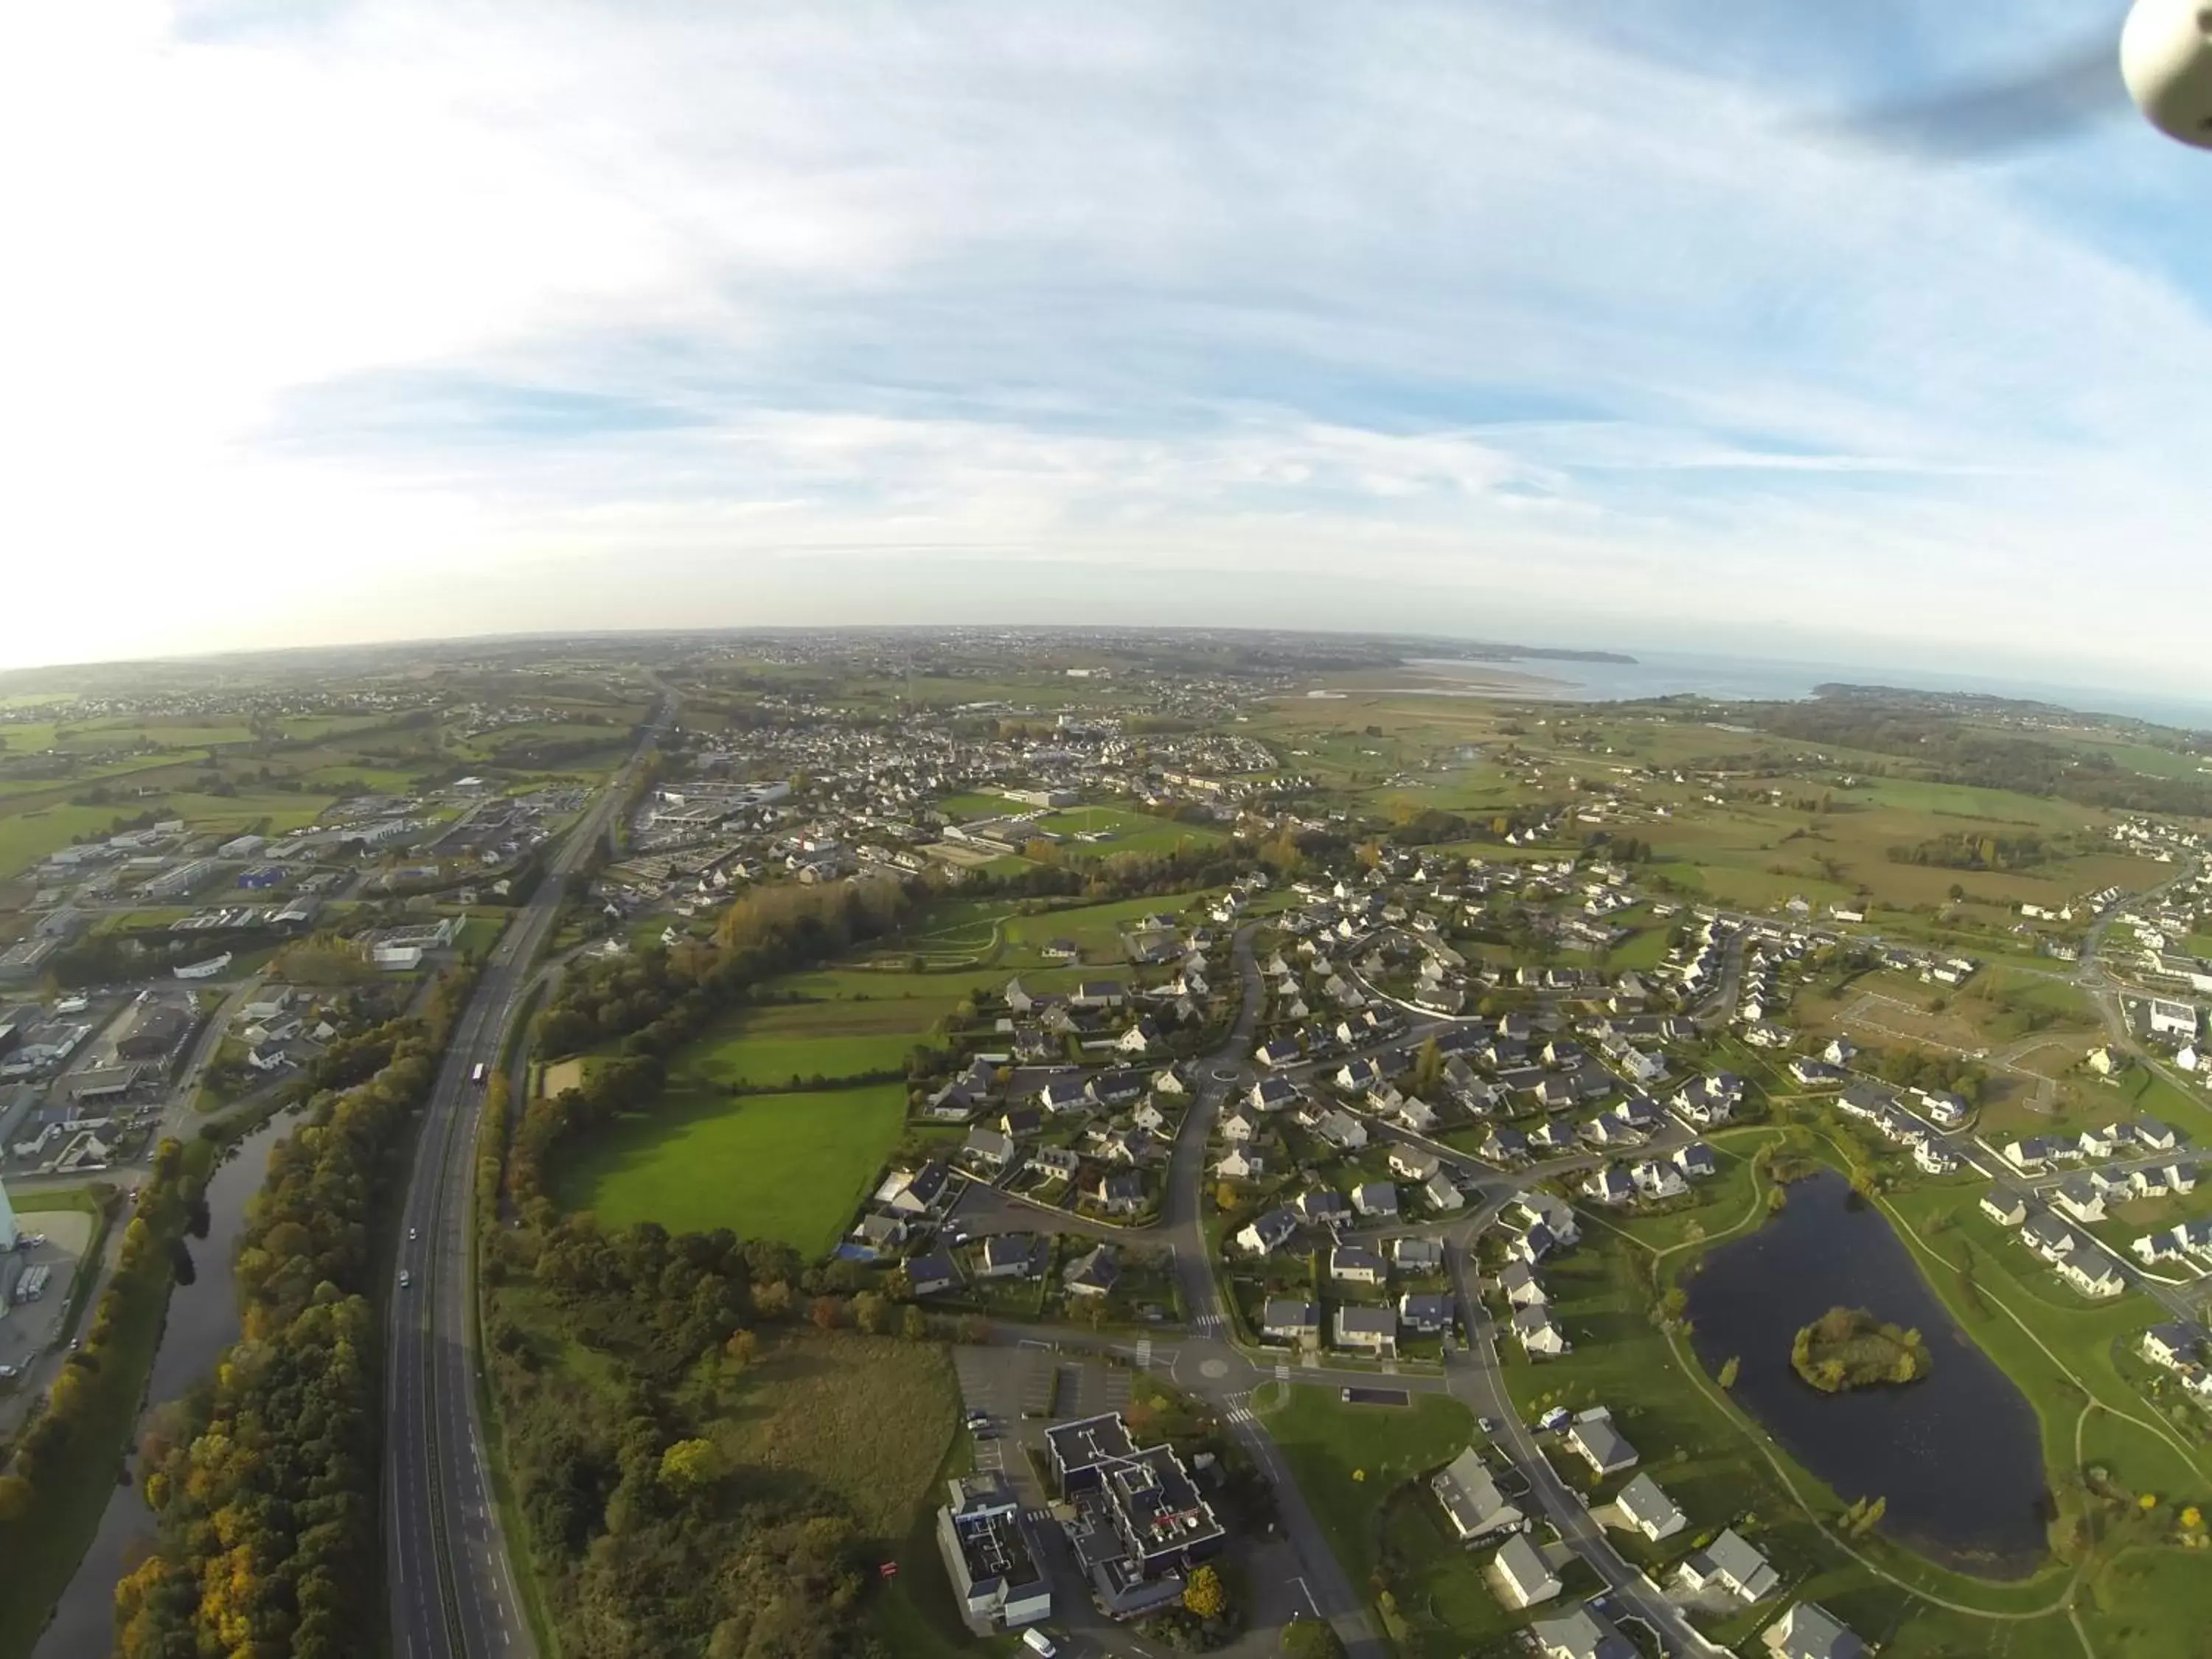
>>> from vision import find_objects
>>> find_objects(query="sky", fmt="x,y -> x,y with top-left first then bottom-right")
4,1 -> 2211,693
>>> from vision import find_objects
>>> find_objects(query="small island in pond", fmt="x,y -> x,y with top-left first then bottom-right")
1791,1306 -> 1933,1393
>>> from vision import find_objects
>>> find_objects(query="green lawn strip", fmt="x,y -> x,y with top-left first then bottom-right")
554,1081 -> 908,1253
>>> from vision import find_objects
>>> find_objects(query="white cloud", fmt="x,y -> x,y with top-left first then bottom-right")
1,0 -> 2208,695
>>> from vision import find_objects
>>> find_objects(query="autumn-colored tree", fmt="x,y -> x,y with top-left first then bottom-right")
811,1295 -> 845,1331
1183,1563 -> 1228,1620
660,1439 -> 725,1491
724,1329 -> 757,1368
851,1290 -> 889,1335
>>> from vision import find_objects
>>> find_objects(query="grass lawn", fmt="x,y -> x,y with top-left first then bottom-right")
1030,804 -> 1228,859
677,1001 -> 925,1086
694,1332 -> 959,1537
554,1081 -> 908,1253
998,891 -> 1216,964
1254,1382 -> 1475,1590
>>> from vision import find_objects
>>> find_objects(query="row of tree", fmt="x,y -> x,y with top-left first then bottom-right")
0,1159 -> 188,1541
113,967 -> 479,1659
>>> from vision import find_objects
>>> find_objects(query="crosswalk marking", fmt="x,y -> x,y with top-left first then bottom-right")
1275,1363 -> 1290,1381
1135,1338 -> 1152,1368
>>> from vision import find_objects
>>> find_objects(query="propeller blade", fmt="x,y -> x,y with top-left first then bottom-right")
1815,35 -> 2124,159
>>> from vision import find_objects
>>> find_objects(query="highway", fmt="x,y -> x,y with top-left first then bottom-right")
383,701 -> 667,1659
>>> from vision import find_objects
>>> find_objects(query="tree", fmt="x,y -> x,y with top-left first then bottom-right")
851,1290 -> 889,1335
1281,1616 -> 1348,1659
1717,1355 -> 1740,1390
1183,1563 -> 1228,1620
659,1438 -> 724,1492
723,1329 -> 757,1368
900,1305 -> 928,1343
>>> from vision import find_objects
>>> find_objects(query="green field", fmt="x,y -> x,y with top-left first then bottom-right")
556,1081 -> 907,1252
1254,1383 -> 1476,1590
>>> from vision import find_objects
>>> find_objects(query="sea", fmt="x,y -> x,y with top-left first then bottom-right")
1405,648 -> 2212,732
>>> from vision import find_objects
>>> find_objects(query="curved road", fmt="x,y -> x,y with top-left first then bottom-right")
383,702 -> 667,1659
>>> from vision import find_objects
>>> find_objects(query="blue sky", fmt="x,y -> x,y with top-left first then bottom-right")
4,1 -> 2209,693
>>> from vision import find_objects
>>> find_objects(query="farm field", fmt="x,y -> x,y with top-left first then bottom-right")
555,1080 -> 907,1253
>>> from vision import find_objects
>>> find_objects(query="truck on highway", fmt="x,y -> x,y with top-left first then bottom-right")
470,1062 -> 488,1085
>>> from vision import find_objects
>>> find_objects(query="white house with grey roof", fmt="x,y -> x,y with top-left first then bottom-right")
1763,1601 -> 1868,1659
1565,1408 -> 1638,1475
1677,1527 -> 1779,1602
1492,1533 -> 1562,1608
1430,1447 -> 1524,1543
1610,1472 -> 1686,1540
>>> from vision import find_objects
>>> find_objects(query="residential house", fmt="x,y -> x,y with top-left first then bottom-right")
976,1234 -> 1037,1279
1613,1472 -> 1686,1541
1039,1076 -> 1091,1116
1313,1107 -> 1369,1151
2023,1211 -> 2077,1257
1219,1107 -> 1259,1143
1422,1170 -> 1465,1212
1512,1193 -> 1581,1246
1064,1245 -> 1121,1298
1673,1142 -> 1719,1181
1399,1291 -> 1453,1334
1028,1146 -> 1080,1183
1430,1446 -> 1525,1542
1261,1298 -> 1321,1344
1980,1188 -> 2028,1228
1090,1171 -> 1147,1216
1513,1304 -> 1570,1358
1481,1125 -> 1531,1164
1500,1261 -> 1550,1308
1295,1188 -> 1352,1227
1352,1180 -> 1401,1220
1565,1408 -> 1638,1475
2062,1166 -> 2118,1213
1251,1075 -> 1301,1113
1531,1604 -> 1635,1659
2140,1322 -> 2207,1370
1333,1304 -> 1399,1357
1255,1036 -> 1302,1068
2057,1252 -> 2126,1299
1677,1528 -> 1781,1603
1214,1146 -> 1266,1181
1331,1244 -> 1389,1285
1390,1145 -> 1442,1182
1630,1159 -> 1688,1200
961,1127 -> 1018,1174
884,1161 -> 952,1217
1393,1237 -> 1445,1273
1583,1165 -> 1635,1206
905,1251 -> 961,1298
1237,1208 -> 1300,1256
1763,1601 -> 1868,1659
1494,1534 -> 1563,1609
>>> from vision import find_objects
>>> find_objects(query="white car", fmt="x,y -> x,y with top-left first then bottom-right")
398,1270 -> 413,1290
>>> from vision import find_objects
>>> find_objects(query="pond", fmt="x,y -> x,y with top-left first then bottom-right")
1683,1168 -> 2049,1575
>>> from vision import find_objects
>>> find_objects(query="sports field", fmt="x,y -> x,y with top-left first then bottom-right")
557,1080 -> 907,1253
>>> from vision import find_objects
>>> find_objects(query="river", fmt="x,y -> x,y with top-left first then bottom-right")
30,1110 -> 294,1659
1683,1169 -> 2051,1576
